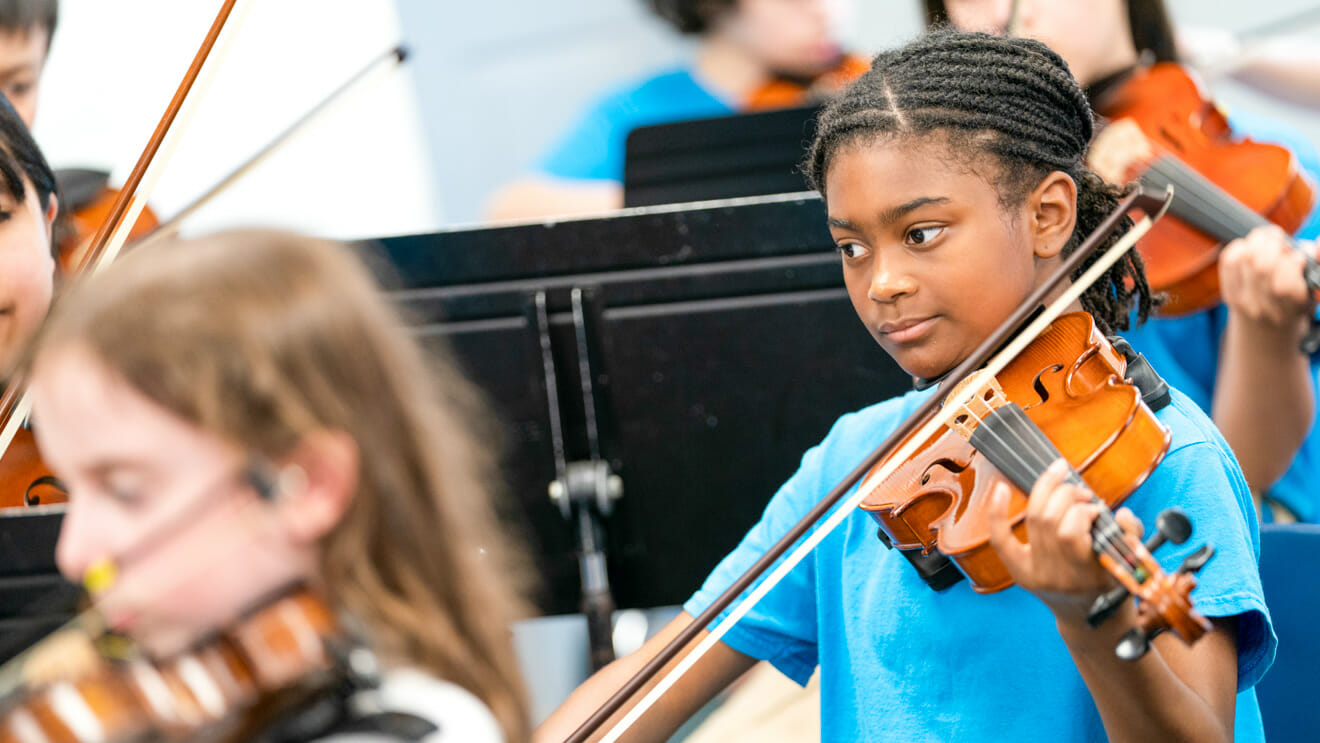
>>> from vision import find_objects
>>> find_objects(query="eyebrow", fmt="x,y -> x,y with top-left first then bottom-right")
0,62 -> 36,79
827,196 -> 951,231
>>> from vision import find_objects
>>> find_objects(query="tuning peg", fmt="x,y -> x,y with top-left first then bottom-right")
1178,544 -> 1214,575
1116,627 -> 1153,661
1144,508 -> 1192,553
1087,585 -> 1131,628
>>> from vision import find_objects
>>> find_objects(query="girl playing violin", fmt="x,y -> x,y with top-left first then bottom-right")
534,30 -> 1270,742
485,0 -> 862,222
927,0 -> 1320,524
24,230 -> 531,741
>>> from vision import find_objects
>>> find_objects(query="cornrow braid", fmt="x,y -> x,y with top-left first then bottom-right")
805,29 -> 1155,335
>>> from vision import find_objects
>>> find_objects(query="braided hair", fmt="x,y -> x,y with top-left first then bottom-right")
805,30 -> 1155,335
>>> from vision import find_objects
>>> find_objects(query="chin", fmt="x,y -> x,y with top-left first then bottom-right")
880,344 -> 956,383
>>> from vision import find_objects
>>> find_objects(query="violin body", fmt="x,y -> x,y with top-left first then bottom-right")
744,54 -> 870,111
0,428 -> 67,509
859,312 -> 1171,592
1092,63 -> 1316,315
0,590 -> 338,743
56,184 -> 160,274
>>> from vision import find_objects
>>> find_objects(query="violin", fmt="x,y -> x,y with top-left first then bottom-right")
0,429 -> 66,508
744,54 -> 869,111
1089,62 -> 1318,317
53,169 -> 161,274
564,188 -> 1206,743
860,311 -> 1213,654
0,588 -> 347,743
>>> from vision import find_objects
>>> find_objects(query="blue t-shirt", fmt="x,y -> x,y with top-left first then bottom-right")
538,68 -> 733,183
684,387 -> 1274,742
1122,109 -> 1320,522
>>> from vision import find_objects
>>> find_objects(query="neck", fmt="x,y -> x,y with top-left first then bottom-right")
693,32 -> 773,104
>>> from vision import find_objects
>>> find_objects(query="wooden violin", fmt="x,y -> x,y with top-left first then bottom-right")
860,311 -> 1213,655
0,588 -> 345,743
53,170 -> 161,274
744,54 -> 869,111
1089,62 -> 1318,317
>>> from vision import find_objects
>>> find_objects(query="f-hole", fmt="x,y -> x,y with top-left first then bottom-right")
1025,364 -> 1064,409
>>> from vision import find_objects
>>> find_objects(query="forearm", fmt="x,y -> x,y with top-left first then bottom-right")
1229,40 -> 1320,110
1059,608 -> 1236,743
1212,312 -> 1314,492
533,651 -> 678,743
533,613 -> 755,743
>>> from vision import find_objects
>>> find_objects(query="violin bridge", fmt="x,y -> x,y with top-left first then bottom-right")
946,371 -> 1009,440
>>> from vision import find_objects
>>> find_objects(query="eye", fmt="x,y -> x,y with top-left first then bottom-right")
905,226 -> 945,246
836,242 -> 870,259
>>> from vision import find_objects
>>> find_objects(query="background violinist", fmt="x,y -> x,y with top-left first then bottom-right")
485,0 -> 860,222
928,0 -> 1320,524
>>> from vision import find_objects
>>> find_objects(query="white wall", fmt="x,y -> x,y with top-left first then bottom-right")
33,0 -> 440,241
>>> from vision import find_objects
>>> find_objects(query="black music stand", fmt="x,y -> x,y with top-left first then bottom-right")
367,193 -> 912,665
0,507 -> 79,663
623,105 -> 820,207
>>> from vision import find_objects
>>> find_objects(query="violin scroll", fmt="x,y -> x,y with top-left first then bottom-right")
1086,507 -> 1215,661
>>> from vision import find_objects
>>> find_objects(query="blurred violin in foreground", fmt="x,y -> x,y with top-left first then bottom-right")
0,588 -> 350,743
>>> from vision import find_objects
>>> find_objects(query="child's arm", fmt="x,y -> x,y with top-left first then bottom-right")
1213,225 -> 1317,494
533,612 -> 758,743
988,463 -> 1238,742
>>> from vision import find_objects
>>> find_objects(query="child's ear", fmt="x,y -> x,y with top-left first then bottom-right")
1027,171 -> 1077,259
271,430 -> 360,544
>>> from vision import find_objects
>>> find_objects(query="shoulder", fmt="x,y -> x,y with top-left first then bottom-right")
1146,386 -> 1254,516
316,669 -> 504,743
1137,388 -> 1275,690
538,66 -> 731,182
583,67 -> 723,121
818,387 -> 933,452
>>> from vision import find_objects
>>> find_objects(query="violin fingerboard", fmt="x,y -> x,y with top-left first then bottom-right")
969,402 -> 1086,495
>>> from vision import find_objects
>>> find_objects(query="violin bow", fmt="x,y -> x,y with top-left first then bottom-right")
129,45 -> 409,254
0,0 -> 253,467
566,186 -> 1174,743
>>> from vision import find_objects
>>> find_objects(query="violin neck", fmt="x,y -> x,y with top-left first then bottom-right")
1140,156 -> 1271,244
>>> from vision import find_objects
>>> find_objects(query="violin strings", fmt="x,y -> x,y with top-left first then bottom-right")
1145,157 -> 1267,243
965,405 -> 1138,568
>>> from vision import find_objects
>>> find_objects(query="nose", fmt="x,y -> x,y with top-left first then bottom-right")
868,259 -> 917,303
55,496 -> 101,584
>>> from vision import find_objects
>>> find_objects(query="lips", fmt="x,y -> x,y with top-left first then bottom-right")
877,316 -> 937,343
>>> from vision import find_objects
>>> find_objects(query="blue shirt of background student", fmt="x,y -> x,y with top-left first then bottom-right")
538,69 -> 731,183
684,386 -> 1273,742
1121,108 -> 1320,522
